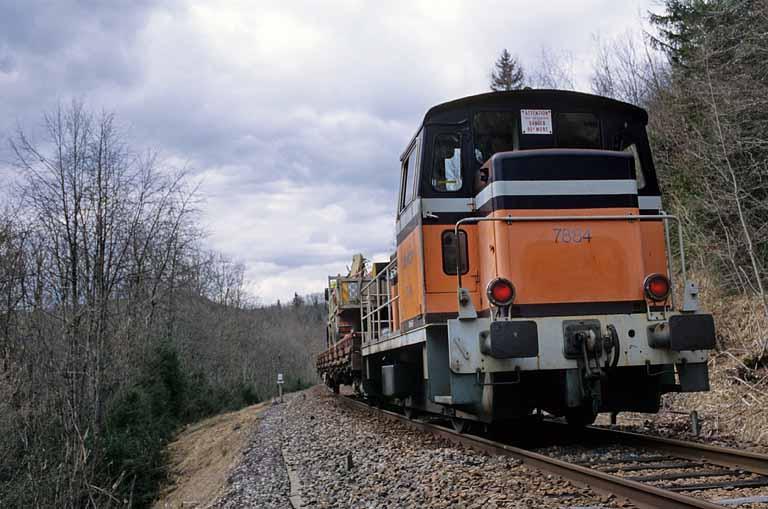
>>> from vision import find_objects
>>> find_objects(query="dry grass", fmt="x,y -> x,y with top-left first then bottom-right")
656,278 -> 768,444
153,402 -> 269,509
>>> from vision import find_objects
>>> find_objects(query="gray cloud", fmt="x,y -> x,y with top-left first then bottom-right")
0,0 -> 656,302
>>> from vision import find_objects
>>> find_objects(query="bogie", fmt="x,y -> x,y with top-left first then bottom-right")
451,418 -> 470,434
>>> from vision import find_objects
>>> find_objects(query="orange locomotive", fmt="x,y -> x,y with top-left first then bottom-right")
318,90 -> 715,429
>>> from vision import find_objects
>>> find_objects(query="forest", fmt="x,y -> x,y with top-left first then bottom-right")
2,0 -> 768,507
0,104 -> 325,507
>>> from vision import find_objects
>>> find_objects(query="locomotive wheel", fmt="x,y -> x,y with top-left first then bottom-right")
451,417 -> 470,433
565,407 -> 597,427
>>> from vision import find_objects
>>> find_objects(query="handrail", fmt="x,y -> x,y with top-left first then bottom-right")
453,213 -> 686,312
360,258 -> 396,293
362,295 -> 399,321
360,257 -> 399,344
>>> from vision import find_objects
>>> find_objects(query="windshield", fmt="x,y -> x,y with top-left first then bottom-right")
473,111 -> 516,165
556,112 -> 601,148
473,110 -> 604,162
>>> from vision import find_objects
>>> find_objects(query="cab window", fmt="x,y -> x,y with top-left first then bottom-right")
473,111 -> 516,165
400,143 -> 419,209
432,133 -> 462,192
556,112 -> 601,149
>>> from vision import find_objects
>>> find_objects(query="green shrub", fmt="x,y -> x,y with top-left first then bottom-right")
104,387 -> 170,506
285,376 -> 312,393
240,383 -> 261,406
182,371 -> 235,421
103,341 -> 187,507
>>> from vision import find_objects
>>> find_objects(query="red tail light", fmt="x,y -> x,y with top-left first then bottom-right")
487,278 -> 515,306
644,273 -> 670,301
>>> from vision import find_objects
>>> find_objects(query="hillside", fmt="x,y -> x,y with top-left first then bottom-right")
153,402 -> 269,509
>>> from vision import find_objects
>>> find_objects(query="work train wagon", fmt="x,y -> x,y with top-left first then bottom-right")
317,90 -> 716,430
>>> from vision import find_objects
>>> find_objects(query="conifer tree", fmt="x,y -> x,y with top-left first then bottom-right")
490,49 -> 525,91
649,0 -> 739,68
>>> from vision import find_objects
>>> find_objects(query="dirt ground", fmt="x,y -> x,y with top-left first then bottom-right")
153,402 -> 269,509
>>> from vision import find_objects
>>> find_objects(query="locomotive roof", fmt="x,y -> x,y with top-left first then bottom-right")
422,89 -> 648,125
400,89 -> 649,160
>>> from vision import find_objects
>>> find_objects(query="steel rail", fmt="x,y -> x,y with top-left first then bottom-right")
579,425 -> 768,476
335,395 -> 723,509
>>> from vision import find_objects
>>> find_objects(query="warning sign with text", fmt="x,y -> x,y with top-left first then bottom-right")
521,109 -> 552,135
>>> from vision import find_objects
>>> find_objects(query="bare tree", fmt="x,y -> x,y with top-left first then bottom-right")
4,102 -> 204,505
530,46 -> 577,90
590,30 -> 668,106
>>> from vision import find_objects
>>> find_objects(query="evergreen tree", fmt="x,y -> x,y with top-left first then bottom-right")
490,49 -> 525,91
650,0 -> 750,69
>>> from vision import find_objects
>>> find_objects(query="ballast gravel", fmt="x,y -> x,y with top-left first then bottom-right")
215,386 -> 627,508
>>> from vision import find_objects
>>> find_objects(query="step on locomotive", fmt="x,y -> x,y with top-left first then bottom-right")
316,90 -> 716,430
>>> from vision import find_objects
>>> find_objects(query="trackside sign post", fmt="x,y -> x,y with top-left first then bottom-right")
277,373 -> 284,403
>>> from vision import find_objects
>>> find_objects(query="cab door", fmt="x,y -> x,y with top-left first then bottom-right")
395,134 -> 426,328
421,127 -> 480,316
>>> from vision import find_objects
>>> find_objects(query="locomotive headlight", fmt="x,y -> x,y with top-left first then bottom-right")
487,278 -> 515,306
644,273 -> 671,301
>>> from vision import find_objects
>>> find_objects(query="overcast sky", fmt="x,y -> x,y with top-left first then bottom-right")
0,0 -> 659,303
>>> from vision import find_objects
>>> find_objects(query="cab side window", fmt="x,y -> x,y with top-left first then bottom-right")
432,133 -> 463,192
623,143 -> 646,190
400,142 -> 420,209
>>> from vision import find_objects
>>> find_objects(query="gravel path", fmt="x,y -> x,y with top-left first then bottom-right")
214,402 -> 292,508
216,386 -> 627,508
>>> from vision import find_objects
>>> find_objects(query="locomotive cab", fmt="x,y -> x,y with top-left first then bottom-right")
327,90 -> 715,429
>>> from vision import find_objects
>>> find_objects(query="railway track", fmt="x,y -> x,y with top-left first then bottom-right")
335,394 -> 768,509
